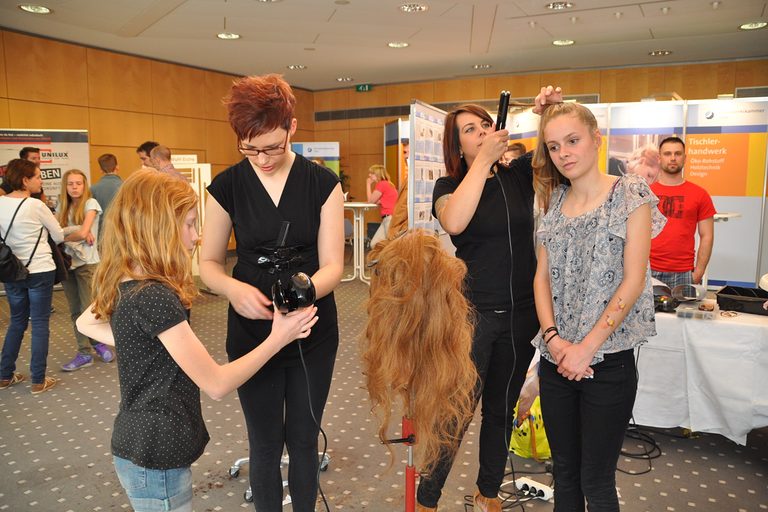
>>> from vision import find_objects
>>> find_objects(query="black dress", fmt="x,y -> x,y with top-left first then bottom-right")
207,154 -> 340,511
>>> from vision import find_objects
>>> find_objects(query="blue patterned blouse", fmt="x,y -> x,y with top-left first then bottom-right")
534,173 -> 666,365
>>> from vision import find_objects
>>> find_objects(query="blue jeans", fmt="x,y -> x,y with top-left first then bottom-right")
113,456 -> 192,512
1,270 -> 55,384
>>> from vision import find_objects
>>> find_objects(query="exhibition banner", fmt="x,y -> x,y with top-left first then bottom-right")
0,129 -> 90,209
292,142 -> 340,175
409,100 -> 446,234
685,99 -> 768,285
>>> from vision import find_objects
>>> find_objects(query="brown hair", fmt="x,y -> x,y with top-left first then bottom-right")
90,169 -> 198,318
3,159 -> 37,191
58,169 -> 92,226
97,153 -> 118,173
224,74 -> 296,142
363,230 -> 477,473
443,104 -> 494,181
532,102 -> 599,212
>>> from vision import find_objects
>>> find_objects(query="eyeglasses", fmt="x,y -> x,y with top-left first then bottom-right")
237,132 -> 289,157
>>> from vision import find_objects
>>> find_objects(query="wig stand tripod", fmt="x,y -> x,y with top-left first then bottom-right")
384,416 -> 417,512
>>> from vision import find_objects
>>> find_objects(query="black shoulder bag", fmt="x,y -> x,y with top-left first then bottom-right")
0,197 -> 43,282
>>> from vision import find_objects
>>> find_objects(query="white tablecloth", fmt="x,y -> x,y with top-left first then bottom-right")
633,311 -> 768,444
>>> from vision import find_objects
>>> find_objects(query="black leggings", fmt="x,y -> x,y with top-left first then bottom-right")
237,347 -> 336,512
539,349 -> 637,512
417,307 -> 538,507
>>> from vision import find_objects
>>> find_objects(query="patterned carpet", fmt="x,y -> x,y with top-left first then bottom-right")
0,266 -> 766,511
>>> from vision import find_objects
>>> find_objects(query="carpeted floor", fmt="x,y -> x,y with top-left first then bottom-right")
1,261 -> 766,511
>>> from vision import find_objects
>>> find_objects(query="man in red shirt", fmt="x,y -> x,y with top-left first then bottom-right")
650,136 -> 716,289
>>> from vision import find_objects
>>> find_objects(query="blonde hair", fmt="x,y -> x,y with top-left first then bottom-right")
90,169 -> 199,318
532,102 -> 599,212
363,231 -> 477,473
58,169 -> 92,226
368,164 -> 391,183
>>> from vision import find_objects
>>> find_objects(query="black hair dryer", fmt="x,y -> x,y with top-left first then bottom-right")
272,272 -> 316,313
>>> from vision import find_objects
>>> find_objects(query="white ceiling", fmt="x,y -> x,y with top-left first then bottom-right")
1,0 -> 766,91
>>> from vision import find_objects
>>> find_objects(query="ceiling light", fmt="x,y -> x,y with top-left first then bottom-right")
739,21 -> 767,30
649,49 -> 672,56
334,0 -> 350,4
528,21 -> 537,28
388,41 -> 410,48
661,6 -> 670,14
570,16 -> 578,24
546,2 -> 573,10
399,3 -> 428,13
336,77 -> 354,82
18,4 -> 51,14
256,0 -> 281,2
614,11 -> 623,19
217,32 -> 240,39
710,1 -> 720,9
552,39 -> 575,46
286,64 -> 307,70
472,64 -> 492,70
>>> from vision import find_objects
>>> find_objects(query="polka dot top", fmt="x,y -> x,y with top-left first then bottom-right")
110,281 -> 210,469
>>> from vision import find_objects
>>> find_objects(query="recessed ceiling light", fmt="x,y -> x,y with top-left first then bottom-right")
614,11 -> 623,19
546,2 -> 573,10
528,21 -> 537,28
336,77 -> 354,82
472,64 -> 492,70
399,3 -> 429,13
661,6 -> 670,14
18,4 -> 51,14
740,21 -> 767,30
649,49 -> 672,56
388,41 -> 410,48
286,64 -> 307,70
217,32 -> 240,40
710,1 -> 721,9
552,39 -> 575,46
256,0 -> 281,2
334,0 -> 350,4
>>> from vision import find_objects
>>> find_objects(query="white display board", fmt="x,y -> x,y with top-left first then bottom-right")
0,129 -> 90,207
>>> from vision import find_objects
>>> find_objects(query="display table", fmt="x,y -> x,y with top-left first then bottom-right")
342,202 -> 378,284
633,311 -> 768,444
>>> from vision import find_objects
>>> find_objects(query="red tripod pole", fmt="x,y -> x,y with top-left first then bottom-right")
403,416 -> 416,512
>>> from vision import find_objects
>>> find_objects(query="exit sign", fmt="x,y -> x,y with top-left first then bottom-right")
355,84 -> 373,92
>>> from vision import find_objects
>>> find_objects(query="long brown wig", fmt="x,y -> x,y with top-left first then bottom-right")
532,102 -> 599,212
362,230 -> 477,473
90,169 -> 199,319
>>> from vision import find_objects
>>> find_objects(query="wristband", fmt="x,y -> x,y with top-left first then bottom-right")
544,330 -> 559,345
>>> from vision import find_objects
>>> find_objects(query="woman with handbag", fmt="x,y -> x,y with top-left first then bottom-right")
0,159 -> 65,394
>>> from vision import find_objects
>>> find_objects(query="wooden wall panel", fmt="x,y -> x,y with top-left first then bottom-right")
434,78 -> 485,103
8,100 -> 89,129
89,108 -> 154,147
294,128 -> 314,142
151,61 -> 207,118
348,86 -> 388,109
293,88 -> 315,131
348,127 -> 381,155
86,49 -> 153,113
152,114 -> 207,150
486,74 -> 541,99
539,70 -> 601,95
386,82 -> 434,106
0,31 -> 7,98
4,32 -> 88,106
346,154 -> 382,204
734,60 -> 768,89
600,67 -> 666,103
0,99 -> 9,127
664,63 -> 736,100
204,71 -> 237,122
349,116 -> 392,129
315,89 -> 349,111
205,119 -> 239,165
